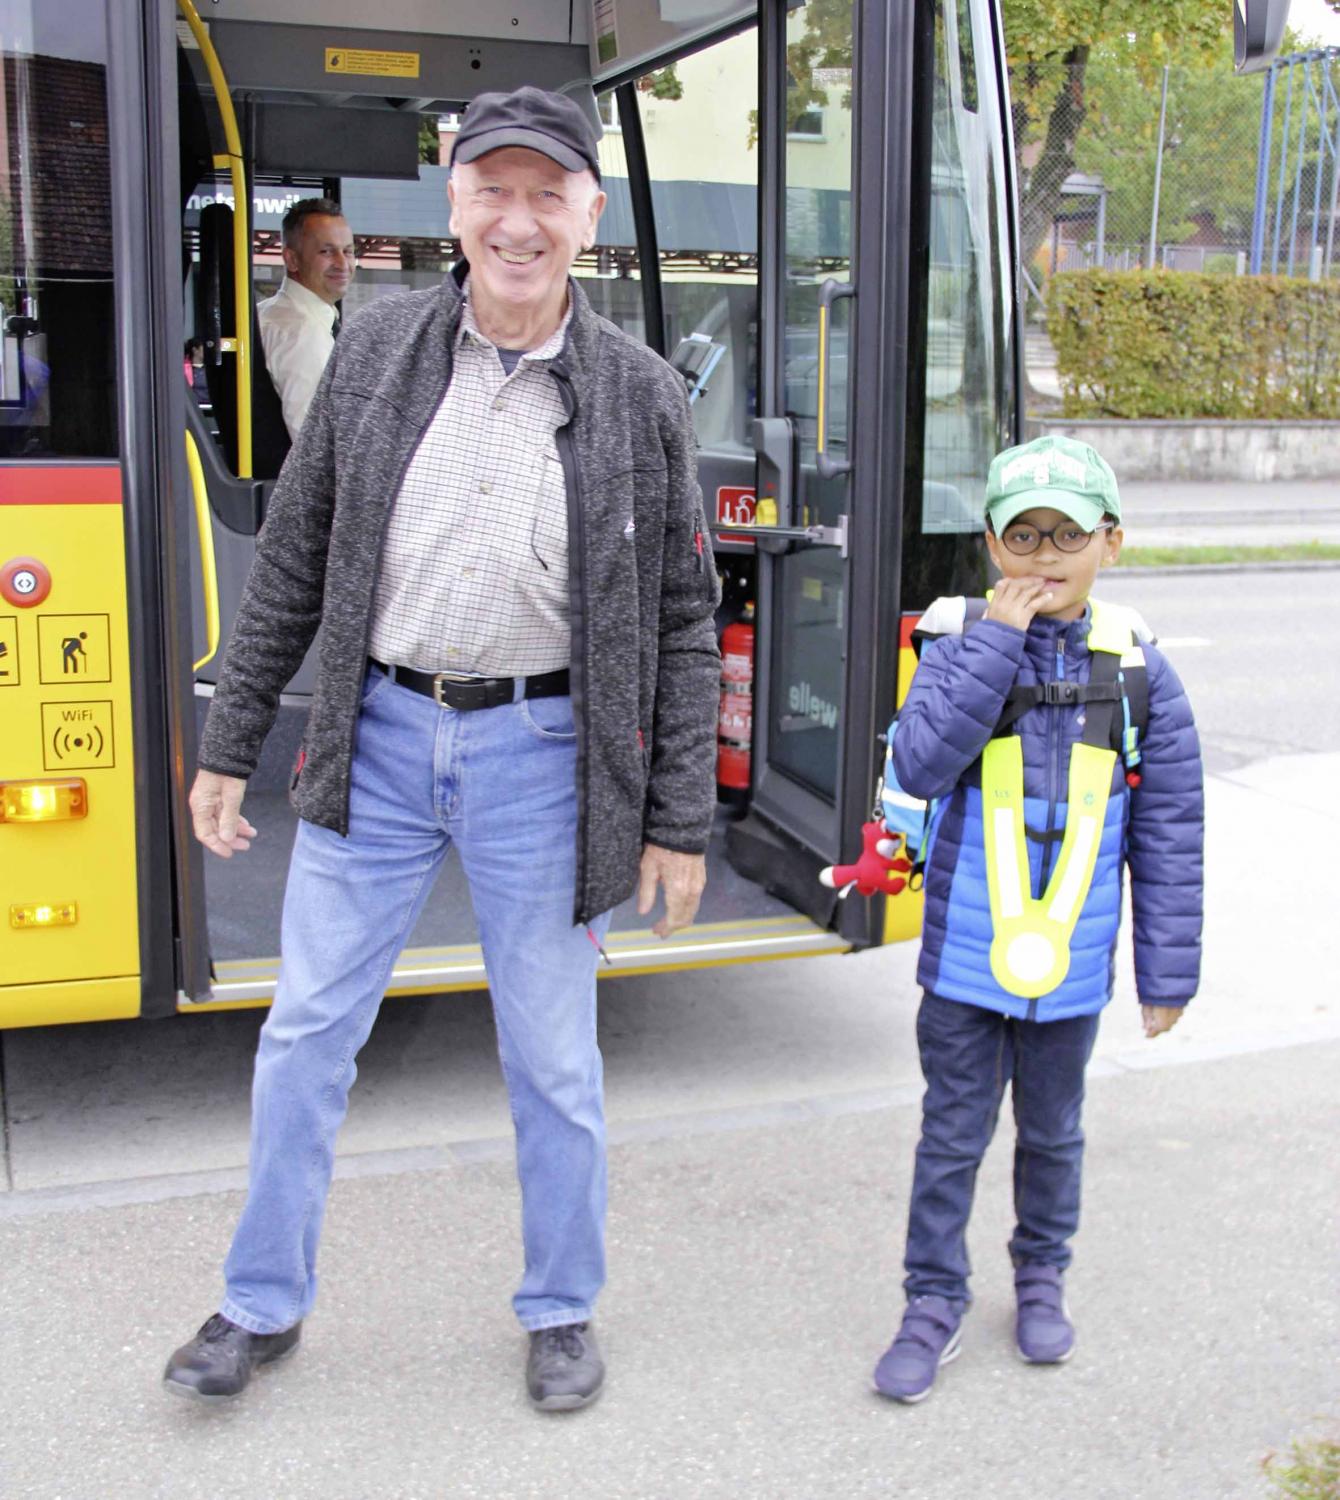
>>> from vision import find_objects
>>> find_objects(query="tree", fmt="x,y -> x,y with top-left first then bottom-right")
418,115 -> 440,165
1072,41 -> 1267,258
1005,0 -> 1229,268
748,0 -> 852,148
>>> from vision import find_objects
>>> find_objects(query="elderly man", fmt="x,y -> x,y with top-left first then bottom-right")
162,86 -> 719,1412
258,197 -> 356,439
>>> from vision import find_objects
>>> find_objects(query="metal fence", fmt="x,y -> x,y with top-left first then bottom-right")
1011,53 -> 1274,297
1250,48 -> 1340,276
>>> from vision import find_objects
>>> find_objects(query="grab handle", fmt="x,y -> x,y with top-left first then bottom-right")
816,278 -> 855,481
185,430 -> 221,671
178,0 -> 253,477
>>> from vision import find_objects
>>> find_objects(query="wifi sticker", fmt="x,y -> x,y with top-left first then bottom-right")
41,701 -> 115,770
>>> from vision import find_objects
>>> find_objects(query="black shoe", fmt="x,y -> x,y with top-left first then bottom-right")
162,1313 -> 302,1403
526,1322 -> 604,1411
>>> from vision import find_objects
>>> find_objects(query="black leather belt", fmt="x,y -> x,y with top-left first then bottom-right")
369,659 -> 569,712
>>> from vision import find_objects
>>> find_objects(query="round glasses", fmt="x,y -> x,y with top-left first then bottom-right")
998,520 -> 1114,556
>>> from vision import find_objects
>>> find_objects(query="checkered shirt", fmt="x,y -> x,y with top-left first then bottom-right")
367,289 -> 574,676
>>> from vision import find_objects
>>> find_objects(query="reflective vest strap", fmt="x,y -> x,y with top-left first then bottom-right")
980,736 -> 1118,1000
981,736 -> 1032,923
1087,598 -> 1143,659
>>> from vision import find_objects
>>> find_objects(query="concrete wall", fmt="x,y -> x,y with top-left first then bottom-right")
1026,418 -> 1340,481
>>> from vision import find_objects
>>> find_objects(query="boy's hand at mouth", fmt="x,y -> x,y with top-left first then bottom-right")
984,576 -> 1055,632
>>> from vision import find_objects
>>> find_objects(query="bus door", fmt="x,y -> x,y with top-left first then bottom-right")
0,0 -> 202,1026
722,0 -> 1013,946
712,0 -> 913,946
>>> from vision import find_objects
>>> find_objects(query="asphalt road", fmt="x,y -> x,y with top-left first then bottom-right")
1,563 -> 1336,1500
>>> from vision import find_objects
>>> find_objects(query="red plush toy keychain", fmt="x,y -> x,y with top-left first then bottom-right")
819,819 -> 913,899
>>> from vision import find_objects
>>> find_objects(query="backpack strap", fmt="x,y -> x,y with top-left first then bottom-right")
981,599 -> 1150,775
1088,598 -> 1149,785
911,595 -> 988,658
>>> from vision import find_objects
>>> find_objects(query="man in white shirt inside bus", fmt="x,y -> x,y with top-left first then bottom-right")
258,198 -> 356,440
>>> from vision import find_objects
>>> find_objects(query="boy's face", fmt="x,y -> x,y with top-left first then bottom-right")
984,505 -> 1123,622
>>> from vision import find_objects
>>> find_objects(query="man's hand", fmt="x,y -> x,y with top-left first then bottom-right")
983,577 -> 1055,632
189,769 -> 256,859
637,845 -> 706,938
1142,1004 -> 1184,1038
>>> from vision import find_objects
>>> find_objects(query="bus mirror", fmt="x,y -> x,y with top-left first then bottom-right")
1234,0 -> 1290,73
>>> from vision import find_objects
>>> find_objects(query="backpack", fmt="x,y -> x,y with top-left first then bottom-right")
878,595 -> 1151,870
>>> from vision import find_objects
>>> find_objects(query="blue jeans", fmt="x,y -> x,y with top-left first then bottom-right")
903,992 -> 1100,1306
220,667 -> 610,1335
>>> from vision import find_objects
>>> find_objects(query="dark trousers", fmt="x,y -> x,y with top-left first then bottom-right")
903,991 -> 1101,1306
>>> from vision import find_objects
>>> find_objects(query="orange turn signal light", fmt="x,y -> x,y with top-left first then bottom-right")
11,902 -> 79,929
0,778 -> 88,822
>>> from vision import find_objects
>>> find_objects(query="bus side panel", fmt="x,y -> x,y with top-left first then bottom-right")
0,465 -> 141,1026
882,612 -> 927,945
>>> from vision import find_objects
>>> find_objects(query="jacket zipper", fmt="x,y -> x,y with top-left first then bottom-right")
1036,642 -> 1065,897
551,362 -> 591,925
1023,640 -> 1068,1022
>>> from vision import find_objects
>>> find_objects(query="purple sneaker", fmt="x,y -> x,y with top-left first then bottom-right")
872,1295 -> 964,1403
1014,1264 -> 1075,1363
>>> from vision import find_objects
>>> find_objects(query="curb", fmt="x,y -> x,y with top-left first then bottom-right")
1132,509 -> 1340,526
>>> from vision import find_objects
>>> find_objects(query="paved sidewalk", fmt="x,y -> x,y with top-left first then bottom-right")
1,1040 -> 1335,1500
1121,479 -> 1340,549
1,750 -> 1337,1499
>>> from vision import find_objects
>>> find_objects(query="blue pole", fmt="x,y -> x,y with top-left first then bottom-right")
1251,66 -> 1278,274
1286,59 -> 1314,276
1309,59 -> 1330,276
1273,59 -> 1298,274
1322,56 -> 1340,275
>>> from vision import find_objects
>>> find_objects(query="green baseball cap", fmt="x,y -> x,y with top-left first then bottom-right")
984,435 -> 1121,533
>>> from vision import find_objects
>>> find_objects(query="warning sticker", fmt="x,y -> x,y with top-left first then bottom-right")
0,615 -> 18,687
38,613 -> 111,685
41,700 -> 116,771
325,47 -> 420,78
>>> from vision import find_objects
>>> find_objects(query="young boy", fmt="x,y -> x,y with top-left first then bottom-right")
873,434 -> 1204,1403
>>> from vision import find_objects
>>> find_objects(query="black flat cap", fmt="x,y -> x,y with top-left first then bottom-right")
451,86 -> 601,179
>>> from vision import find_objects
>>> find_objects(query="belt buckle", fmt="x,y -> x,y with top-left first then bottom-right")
431,671 -> 481,709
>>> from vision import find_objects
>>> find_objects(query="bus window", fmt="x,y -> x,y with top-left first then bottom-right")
581,92 -> 646,344
916,0 -> 1014,537
0,0 -> 118,458
625,32 -> 760,452
767,0 -> 854,804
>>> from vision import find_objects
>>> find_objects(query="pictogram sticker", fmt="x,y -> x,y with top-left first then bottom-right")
0,615 -> 18,686
38,614 -> 111,684
715,485 -> 757,543
41,700 -> 116,770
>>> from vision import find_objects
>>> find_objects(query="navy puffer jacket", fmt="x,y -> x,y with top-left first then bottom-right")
893,607 -> 1204,1020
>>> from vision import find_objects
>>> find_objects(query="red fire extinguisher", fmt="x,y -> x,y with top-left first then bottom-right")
717,601 -> 755,810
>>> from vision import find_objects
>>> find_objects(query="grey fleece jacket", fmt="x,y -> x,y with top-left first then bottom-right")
198,268 -> 721,923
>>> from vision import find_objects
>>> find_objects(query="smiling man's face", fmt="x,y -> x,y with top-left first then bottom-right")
448,148 -> 604,332
284,214 -> 355,306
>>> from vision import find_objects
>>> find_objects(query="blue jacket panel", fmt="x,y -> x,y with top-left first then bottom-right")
892,609 -> 1204,1019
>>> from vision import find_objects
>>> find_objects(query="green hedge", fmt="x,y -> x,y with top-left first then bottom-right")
1046,271 -> 1340,419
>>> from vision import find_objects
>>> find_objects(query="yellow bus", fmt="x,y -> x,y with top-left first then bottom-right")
3,0 -> 1041,1024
